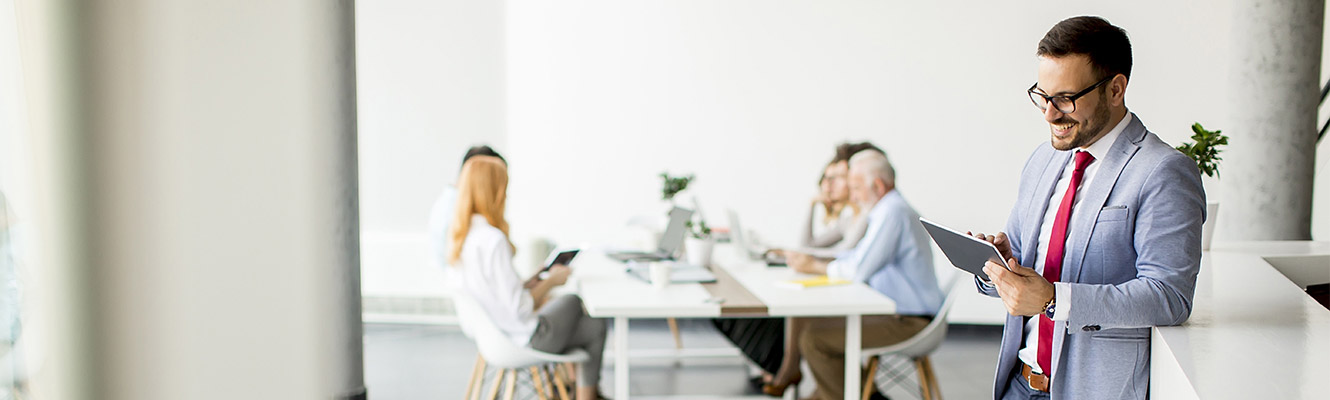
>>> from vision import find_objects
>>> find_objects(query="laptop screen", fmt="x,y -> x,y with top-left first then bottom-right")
657,206 -> 694,254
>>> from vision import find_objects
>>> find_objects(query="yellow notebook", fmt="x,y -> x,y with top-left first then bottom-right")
776,276 -> 850,290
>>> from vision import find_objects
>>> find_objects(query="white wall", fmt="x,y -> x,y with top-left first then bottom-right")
356,0 -> 506,297
504,1 -> 1234,252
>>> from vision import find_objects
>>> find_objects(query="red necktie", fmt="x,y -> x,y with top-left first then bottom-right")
1038,150 -> 1095,377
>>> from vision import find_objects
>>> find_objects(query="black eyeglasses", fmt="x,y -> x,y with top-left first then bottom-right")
1028,75 -> 1113,114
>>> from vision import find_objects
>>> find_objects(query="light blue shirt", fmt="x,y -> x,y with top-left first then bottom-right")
826,190 -> 943,316
428,186 -> 459,269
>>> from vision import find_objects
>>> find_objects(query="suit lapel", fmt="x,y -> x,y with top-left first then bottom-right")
1063,116 -> 1144,284
1022,149 -> 1071,265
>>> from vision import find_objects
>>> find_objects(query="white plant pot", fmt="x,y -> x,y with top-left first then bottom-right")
1201,202 -> 1219,251
685,237 -> 714,267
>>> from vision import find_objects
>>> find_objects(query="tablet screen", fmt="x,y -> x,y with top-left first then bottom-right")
543,249 -> 580,271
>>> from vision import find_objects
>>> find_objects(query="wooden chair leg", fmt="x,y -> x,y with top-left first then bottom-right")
548,366 -> 563,400
861,355 -> 880,400
914,358 -> 932,400
526,366 -> 547,400
503,369 -> 518,400
551,364 -> 572,400
465,356 -> 486,400
922,356 -> 942,400
487,369 -> 507,400
668,318 -> 683,349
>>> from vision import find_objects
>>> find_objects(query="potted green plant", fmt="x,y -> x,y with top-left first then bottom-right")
1175,122 -> 1228,250
684,219 -> 714,267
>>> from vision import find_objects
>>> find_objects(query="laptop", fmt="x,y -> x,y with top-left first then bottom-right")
607,206 -> 694,262
726,209 -> 787,266
624,262 -> 717,284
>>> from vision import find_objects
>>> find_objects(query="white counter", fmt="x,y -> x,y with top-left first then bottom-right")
1151,241 -> 1330,399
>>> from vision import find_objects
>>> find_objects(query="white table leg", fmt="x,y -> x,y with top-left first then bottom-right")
844,314 -> 861,400
785,317 -> 798,400
615,316 -> 630,400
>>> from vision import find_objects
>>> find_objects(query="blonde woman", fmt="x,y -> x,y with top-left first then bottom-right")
448,156 -> 607,400
801,142 -> 876,253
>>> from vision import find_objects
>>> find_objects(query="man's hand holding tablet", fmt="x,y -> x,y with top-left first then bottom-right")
919,218 -> 1013,280
965,231 -> 1013,263
965,230 -> 1056,317
920,219 -> 1054,317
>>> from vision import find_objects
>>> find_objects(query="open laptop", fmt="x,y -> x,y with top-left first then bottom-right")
607,206 -> 694,262
727,209 -> 787,266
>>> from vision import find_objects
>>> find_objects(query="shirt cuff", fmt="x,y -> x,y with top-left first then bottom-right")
1052,282 -> 1071,321
826,259 -> 848,279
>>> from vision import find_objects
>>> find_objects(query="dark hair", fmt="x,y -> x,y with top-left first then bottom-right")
461,145 -> 505,169
1037,16 -> 1132,81
820,141 -> 883,185
832,141 -> 883,164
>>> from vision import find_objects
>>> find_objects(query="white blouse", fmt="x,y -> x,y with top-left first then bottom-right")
449,214 -> 538,346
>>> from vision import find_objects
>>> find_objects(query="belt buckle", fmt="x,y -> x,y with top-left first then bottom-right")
1023,365 -> 1048,393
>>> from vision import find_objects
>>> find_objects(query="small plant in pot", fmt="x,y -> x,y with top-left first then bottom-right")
1175,122 -> 1228,250
684,219 -> 714,267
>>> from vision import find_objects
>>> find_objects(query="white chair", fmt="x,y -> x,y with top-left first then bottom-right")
454,292 -> 590,400
860,274 -> 964,400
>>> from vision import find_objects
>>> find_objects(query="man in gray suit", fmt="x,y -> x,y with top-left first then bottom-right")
971,16 -> 1205,400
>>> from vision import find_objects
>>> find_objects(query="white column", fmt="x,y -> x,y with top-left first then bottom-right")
15,1 -> 362,399
1222,0 -> 1323,241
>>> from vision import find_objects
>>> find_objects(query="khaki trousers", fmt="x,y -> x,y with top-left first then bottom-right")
799,315 -> 931,400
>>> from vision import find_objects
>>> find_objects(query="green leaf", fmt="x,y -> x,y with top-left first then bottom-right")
1178,122 -> 1228,178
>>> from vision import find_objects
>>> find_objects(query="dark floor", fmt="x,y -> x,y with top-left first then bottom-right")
364,319 -> 1003,399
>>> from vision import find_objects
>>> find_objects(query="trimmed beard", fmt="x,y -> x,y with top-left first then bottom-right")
1051,90 -> 1112,151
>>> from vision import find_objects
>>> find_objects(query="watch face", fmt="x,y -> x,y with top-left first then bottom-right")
1045,304 -> 1056,319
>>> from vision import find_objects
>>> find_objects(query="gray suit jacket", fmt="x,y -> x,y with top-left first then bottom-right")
977,114 -> 1206,400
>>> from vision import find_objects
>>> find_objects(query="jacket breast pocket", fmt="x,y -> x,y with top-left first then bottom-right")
1096,206 -> 1129,222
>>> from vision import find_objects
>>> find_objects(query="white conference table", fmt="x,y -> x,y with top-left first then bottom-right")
575,245 -> 896,400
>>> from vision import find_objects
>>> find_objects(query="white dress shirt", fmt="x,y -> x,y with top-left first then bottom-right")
1018,112 -> 1133,375
449,214 -> 538,347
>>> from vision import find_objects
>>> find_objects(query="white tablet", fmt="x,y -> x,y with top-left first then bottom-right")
919,217 -> 1010,280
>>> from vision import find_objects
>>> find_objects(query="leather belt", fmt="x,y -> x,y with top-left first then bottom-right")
1021,363 -> 1050,393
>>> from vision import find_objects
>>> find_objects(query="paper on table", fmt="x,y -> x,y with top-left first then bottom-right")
775,275 -> 850,290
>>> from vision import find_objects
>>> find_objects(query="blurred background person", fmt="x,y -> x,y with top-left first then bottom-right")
448,156 -> 608,400
783,149 -> 943,400
801,142 -> 879,254
429,145 -> 506,270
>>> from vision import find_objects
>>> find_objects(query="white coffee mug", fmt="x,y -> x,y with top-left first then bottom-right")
649,262 -> 672,289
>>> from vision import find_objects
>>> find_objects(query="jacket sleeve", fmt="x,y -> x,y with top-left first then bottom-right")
1065,153 -> 1205,330
978,147 -> 1040,298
